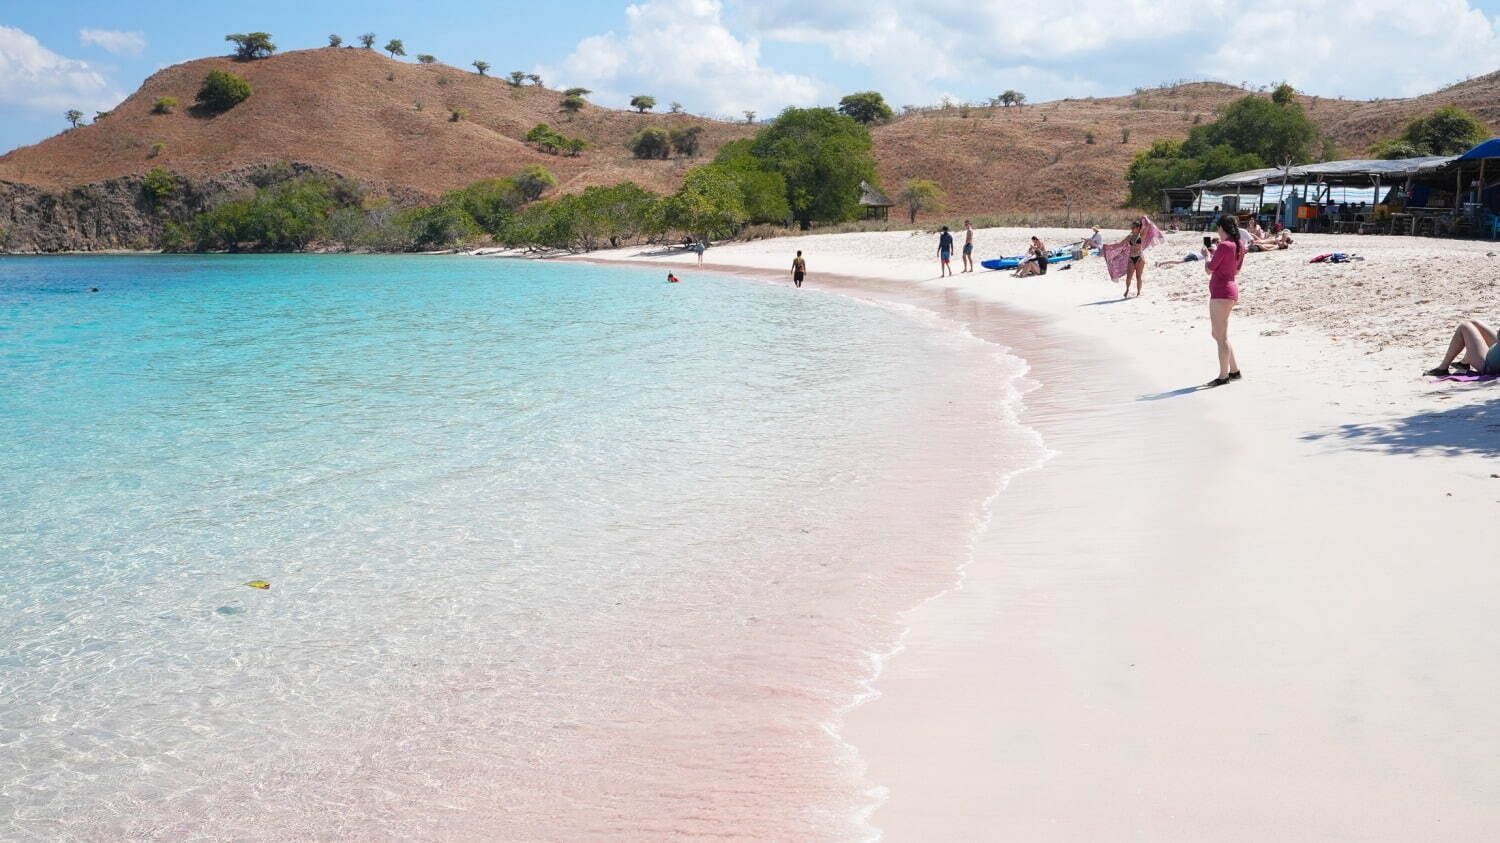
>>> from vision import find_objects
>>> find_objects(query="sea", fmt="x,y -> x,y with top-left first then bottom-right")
0,255 -> 1042,840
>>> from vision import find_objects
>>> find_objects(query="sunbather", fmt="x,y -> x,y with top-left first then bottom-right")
1425,319 -> 1500,376
1156,237 -> 1214,267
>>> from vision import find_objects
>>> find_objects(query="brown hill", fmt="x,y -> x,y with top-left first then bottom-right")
2,48 -> 1498,223
0,47 -> 755,198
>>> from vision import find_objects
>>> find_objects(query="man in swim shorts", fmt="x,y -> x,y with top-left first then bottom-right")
962,220 -> 975,273
791,250 -> 806,288
938,226 -> 954,277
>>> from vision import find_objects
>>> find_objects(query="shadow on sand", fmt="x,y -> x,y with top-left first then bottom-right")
1302,392 -> 1500,457
1080,298 -> 1129,307
1138,383 -> 1218,401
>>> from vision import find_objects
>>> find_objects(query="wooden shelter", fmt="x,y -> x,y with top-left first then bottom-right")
859,180 -> 895,220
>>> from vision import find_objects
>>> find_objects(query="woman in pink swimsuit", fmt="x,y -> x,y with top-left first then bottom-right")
1204,214 -> 1243,386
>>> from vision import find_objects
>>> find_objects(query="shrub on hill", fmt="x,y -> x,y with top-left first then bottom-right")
628,127 -> 671,159
328,34 -> 342,47
65,109 -> 83,128
525,123 -> 587,155
630,95 -> 656,113
195,70 -> 253,113
472,60 -> 490,76
669,126 -> 704,157
560,94 -> 585,115
142,167 -> 176,207
359,33 -> 376,49
416,54 -> 436,64
225,32 -> 276,61
152,96 -> 178,114
385,39 -> 405,58
1375,106 -> 1489,157
837,91 -> 893,124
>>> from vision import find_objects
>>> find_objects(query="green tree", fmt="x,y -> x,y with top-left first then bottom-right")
94,110 -> 112,121
472,60 -> 490,76
65,109 -> 84,127
416,54 -> 436,64
513,164 -> 559,201
359,33 -> 376,49
897,179 -> 944,223
1400,106 -> 1488,155
443,178 -> 522,235
837,91 -> 893,124
152,96 -> 178,114
327,33 -> 342,47
1370,139 -> 1423,160
142,166 -> 176,206
628,127 -> 671,159
740,107 -> 877,228
1271,82 -> 1296,106
195,70 -> 253,113
402,204 -> 479,249
743,110 -> 756,124
384,39 -> 405,58
225,32 -> 276,60
669,101 -> 684,114
560,94 -> 585,114
1186,95 -> 1318,164
665,167 -> 747,242
630,94 -> 656,113
508,71 -> 526,86
526,73 -> 542,86
563,87 -> 592,98
565,137 -> 589,157
670,126 -> 704,157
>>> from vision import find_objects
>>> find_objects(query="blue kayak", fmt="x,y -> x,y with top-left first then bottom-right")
981,248 -> 1080,271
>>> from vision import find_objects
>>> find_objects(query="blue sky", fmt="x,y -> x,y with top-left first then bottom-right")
5,0 -> 1500,155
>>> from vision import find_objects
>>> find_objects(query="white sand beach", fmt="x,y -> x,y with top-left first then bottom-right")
582,227 -> 1500,840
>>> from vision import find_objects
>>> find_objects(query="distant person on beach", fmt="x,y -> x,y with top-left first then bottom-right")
667,272 -> 680,283
1425,318 -> 1500,376
692,242 -> 705,266
1119,220 -> 1147,297
1204,214 -> 1245,387
1014,236 -> 1049,277
938,226 -> 955,277
1156,236 -> 1213,267
1085,226 -> 1103,253
962,220 -> 975,273
791,250 -> 807,288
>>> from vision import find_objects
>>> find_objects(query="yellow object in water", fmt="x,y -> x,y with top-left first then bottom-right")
245,580 -> 271,590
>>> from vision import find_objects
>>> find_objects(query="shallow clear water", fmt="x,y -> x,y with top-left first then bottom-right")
0,255 -> 1035,839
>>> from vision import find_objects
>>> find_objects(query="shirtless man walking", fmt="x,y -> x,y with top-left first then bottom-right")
791,250 -> 807,288
962,220 -> 975,273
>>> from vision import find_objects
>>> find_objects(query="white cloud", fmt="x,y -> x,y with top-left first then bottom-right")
0,25 -> 123,114
1201,0 -> 1500,98
741,0 -> 1500,106
79,28 -> 146,57
545,0 -> 823,119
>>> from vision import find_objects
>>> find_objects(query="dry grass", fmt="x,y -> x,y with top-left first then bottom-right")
2,50 -> 1496,213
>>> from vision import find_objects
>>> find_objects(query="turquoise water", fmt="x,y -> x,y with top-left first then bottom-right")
0,255 -> 1033,839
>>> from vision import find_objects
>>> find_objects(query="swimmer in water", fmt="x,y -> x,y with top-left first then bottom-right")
667,272 -> 680,283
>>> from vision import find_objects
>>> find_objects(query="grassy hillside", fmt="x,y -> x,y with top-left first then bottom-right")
2,47 -> 1497,216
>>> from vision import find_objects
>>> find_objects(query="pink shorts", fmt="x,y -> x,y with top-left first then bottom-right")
1209,281 -> 1238,301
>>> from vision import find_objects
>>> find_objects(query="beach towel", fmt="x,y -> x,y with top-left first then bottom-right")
1103,217 -> 1165,279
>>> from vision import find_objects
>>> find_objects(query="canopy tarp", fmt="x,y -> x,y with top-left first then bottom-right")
1188,156 -> 1456,190
1456,138 -> 1500,161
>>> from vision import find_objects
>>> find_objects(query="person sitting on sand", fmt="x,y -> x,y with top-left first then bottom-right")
1425,318 -> 1500,376
1247,219 -> 1267,240
1014,236 -> 1049,277
1156,236 -> 1213,267
1085,226 -> 1104,253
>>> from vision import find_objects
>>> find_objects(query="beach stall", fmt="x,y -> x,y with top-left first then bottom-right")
1418,139 -> 1500,238
1176,156 -> 1456,234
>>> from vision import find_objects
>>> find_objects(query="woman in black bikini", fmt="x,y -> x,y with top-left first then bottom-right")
1118,221 -> 1146,297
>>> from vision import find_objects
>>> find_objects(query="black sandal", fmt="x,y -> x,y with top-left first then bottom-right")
1424,366 -> 1451,377
1207,376 -> 1232,387
1228,370 -> 1242,381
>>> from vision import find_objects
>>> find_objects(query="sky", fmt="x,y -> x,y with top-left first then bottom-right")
4,0 -> 1500,154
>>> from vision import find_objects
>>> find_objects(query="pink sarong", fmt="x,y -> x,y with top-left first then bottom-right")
1103,216 -> 1165,280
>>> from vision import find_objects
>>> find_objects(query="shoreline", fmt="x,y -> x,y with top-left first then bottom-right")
581,228 -> 1500,839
